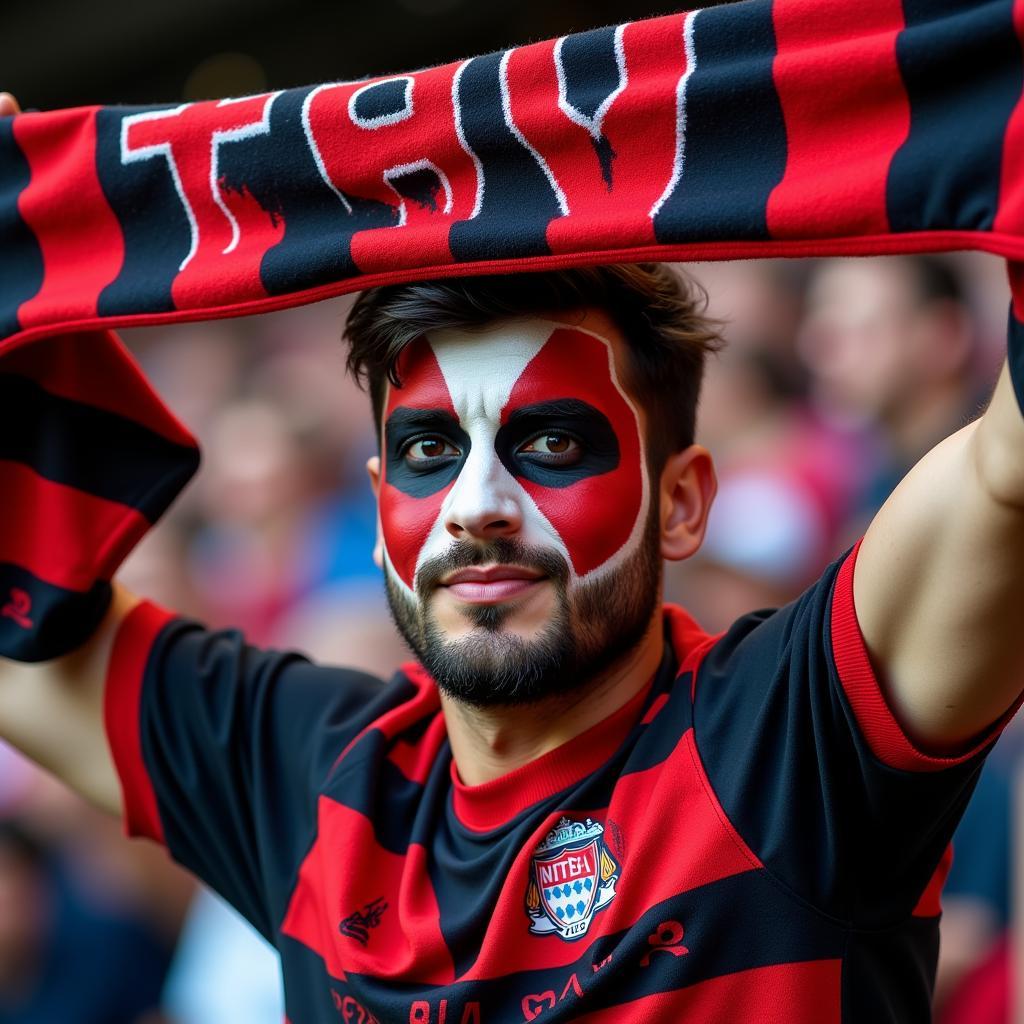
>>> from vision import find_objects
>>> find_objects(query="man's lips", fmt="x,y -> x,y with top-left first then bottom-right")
440,565 -> 547,604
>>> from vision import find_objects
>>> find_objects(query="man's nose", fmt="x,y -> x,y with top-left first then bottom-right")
443,448 -> 523,542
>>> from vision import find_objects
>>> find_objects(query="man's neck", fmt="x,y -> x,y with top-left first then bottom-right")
441,610 -> 666,786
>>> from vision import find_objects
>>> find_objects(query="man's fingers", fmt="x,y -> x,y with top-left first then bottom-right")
0,93 -> 22,117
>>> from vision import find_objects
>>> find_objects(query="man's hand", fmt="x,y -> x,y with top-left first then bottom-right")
854,339 -> 1024,752
0,94 -> 21,117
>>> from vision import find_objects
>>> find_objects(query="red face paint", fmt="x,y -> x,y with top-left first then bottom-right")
379,321 -> 647,595
502,327 -> 644,577
379,338 -> 459,590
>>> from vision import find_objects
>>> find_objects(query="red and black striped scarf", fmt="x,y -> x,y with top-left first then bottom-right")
2,0 -> 1024,659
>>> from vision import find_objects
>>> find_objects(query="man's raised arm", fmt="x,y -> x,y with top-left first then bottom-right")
0,584 -> 139,815
854,283 -> 1024,752
0,90 -> 143,815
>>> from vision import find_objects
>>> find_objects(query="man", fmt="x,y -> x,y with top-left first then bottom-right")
3,88 -> 1024,1021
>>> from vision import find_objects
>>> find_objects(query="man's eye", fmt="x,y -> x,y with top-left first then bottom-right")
405,436 -> 460,461
518,433 -> 582,463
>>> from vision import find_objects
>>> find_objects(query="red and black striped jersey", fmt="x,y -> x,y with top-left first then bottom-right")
104,543 -> 1007,1023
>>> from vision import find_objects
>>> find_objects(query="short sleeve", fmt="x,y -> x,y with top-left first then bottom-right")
103,600 -> 400,939
691,544 -> 1012,927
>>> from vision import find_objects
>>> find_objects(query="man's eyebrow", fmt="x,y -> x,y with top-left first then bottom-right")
384,407 -> 460,433
503,399 -> 606,422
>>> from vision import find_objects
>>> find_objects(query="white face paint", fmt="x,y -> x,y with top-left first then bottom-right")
378,317 -> 651,605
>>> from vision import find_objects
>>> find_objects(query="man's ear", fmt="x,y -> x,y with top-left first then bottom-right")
659,445 -> 717,562
367,455 -> 384,570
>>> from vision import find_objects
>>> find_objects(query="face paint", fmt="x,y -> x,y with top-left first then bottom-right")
498,326 -> 646,577
378,318 -> 649,601
379,341 -> 462,590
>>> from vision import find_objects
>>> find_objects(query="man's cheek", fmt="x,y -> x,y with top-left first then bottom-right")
519,465 -> 642,577
379,481 -> 450,590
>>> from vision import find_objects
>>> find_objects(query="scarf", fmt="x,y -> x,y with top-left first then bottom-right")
2,0 -> 1023,660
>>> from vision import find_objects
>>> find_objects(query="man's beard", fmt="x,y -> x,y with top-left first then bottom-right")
383,507 -> 661,708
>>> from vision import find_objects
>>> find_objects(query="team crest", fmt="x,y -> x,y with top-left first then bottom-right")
525,817 -> 619,941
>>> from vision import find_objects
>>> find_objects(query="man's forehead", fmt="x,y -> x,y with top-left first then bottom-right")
424,320 -> 559,399
386,315 -> 626,419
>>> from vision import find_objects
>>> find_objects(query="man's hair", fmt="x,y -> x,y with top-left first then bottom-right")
344,263 -> 723,467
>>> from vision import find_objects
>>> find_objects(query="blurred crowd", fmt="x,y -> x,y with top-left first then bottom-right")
0,253 -> 1016,1022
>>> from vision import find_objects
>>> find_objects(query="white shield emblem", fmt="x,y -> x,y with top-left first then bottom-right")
525,817 -> 619,941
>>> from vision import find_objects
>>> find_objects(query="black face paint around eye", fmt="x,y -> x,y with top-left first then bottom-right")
384,407 -> 471,498
495,399 -> 620,489
518,431 -> 583,467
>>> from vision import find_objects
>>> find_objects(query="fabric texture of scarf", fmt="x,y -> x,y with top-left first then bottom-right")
2,0 -> 1024,660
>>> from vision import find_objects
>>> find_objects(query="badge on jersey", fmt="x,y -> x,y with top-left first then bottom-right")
525,817 -> 619,940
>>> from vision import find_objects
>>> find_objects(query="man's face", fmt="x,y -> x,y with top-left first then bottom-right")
374,311 -> 661,706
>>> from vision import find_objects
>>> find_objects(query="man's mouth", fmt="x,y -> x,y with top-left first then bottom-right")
440,565 -> 547,604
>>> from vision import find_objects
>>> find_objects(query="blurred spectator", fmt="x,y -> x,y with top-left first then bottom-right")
187,398 -> 333,642
798,255 -> 987,525
120,300 -> 389,653
934,737 -> 1015,1023
687,259 -> 808,455
162,888 -> 283,1024
13,770 -> 194,949
668,261 -> 866,630
0,820 -> 171,1024
279,583 -> 410,678
932,710 -> 1024,1024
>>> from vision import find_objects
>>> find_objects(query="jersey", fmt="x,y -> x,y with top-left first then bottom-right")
102,543 -> 1008,1023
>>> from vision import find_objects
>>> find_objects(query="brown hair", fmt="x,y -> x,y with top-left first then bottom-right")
344,263 -> 723,467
